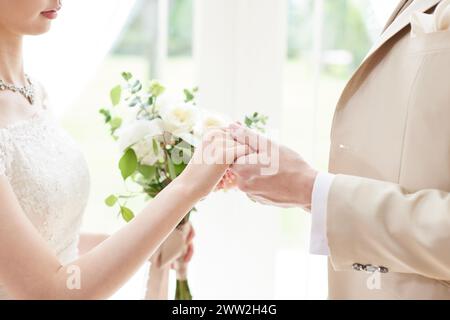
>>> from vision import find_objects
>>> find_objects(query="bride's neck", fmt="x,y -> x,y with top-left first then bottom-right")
0,28 -> 26,86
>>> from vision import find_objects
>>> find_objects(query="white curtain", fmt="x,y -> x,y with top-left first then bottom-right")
24,0 -> 137,116
191,0 -> 286,299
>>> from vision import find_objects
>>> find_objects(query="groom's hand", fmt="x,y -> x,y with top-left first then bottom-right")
228,123 -> 318,210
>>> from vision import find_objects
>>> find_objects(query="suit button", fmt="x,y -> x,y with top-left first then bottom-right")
363,264 -> 389,273
352,263 -> 364,271
379,266 -> 389,273
364,264 -> 379,273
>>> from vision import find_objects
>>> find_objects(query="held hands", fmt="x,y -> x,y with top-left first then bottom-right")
180,128 -> 251,199
181,123 -> 317,210
227,123 -> 318,210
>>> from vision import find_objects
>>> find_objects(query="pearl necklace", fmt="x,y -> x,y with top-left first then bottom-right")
0,75 -> 35,105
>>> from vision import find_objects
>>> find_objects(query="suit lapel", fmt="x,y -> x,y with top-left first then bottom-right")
365,0 -> 441,59
336,0 -> 441,109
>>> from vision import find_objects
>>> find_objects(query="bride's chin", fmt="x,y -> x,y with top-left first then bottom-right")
28,28 -> 52,36
25,20 -> 52,36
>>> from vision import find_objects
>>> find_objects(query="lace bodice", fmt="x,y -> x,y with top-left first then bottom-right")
0,106 -> 91,299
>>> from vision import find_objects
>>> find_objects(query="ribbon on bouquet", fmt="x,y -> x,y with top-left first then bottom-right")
144,222 -> 191,300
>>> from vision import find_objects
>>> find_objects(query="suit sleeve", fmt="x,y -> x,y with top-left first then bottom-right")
327,174 -> 450,280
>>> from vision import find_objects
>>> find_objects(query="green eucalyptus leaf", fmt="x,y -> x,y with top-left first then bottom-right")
120,206 -> 135,222
99,109 -> 112,123
145,183 -> 163,196
243,113 -> 268,133
110,117 -> 122,131
167,156 -> 177,180
119,148 -> 138,180
128,96 -> 141,108
131,80 -> 143,94
244,117 -> 252,127
105,195 -> 118,207
110,85 -> 122,106
138,164 -> 156,179
149,81 -> 165,97
183,89 -> 195,103
122,72 -> 132,81
174,162 -> 187,176
152,139 -> 160,155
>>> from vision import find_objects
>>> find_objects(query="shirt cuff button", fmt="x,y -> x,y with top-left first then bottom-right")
352,263 -> 364,271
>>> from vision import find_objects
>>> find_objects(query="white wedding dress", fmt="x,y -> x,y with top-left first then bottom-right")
0,101 -> 91,299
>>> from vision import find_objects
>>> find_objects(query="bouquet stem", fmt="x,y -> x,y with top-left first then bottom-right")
174,213 -> 192,300
175,279 -> 192,300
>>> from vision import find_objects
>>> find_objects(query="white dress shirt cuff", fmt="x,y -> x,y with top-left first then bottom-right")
309,172 -> 335,256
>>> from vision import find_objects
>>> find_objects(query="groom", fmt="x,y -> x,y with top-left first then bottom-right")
228,0 -> 450,299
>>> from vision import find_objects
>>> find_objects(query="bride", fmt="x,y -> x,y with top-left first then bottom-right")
0,0 -> 248,299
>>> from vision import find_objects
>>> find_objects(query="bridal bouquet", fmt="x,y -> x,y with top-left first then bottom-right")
99,72 -> 267,300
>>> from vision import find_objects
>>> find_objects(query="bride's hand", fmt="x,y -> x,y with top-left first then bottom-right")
179,128 -> 251,198
215,169 -> 238,191
183,225 -> 195,263
170,224 -> 196,269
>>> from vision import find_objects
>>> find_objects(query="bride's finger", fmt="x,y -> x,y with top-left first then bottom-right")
186,226 -> 195,243
228,123 -> 268,152
224,144 -> 253,163
184,244 -> 194,263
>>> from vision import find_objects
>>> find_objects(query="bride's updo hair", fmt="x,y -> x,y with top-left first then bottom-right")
0,0 -> 61,36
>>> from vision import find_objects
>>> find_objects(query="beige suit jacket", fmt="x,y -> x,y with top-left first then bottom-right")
327,0 -> 450,299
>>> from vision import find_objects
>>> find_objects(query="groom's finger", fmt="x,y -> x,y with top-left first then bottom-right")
247,194 -> 267,204
230,153 -> 260,179
234,153 -> 259,166
228,123 -> 269,152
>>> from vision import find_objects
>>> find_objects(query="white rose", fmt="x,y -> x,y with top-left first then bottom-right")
194,111 -> 231,136
116,118 -> 164,152
132,136 -> 164,166
159,101 -> 199,137
154,91 -> 185,111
